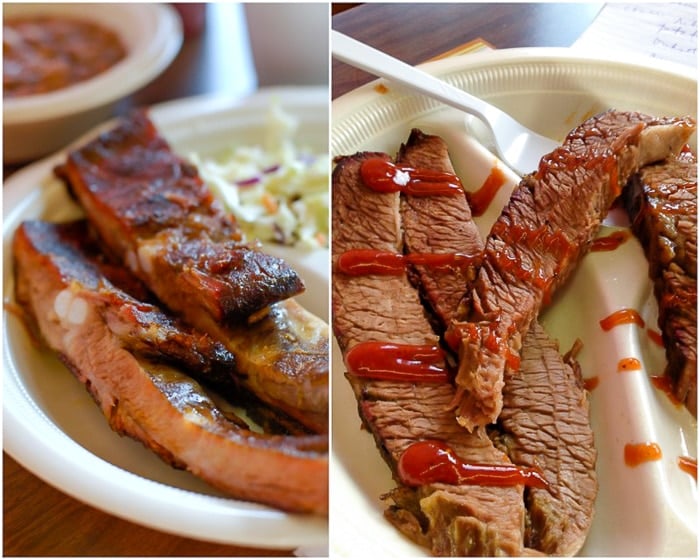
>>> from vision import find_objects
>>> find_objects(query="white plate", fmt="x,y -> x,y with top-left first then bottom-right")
3,87 -> 329,551
330,48 -> 697,556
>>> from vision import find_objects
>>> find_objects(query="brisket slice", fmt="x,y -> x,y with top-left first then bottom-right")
54,110 -> 304,329
495,324 -> 597,556
451,110 -> 696,430
396,129 -> 482,327
332,152 -> 527,556
624,152 -> 698,416
12,220 -> 328,514
396,131 -> 597,555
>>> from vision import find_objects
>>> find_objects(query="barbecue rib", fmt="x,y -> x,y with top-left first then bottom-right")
55,111 -> 328,433
624,151 -> 698,416
450,110 -> 696,430
55,110 -> 304,329
12,219 -> 328,514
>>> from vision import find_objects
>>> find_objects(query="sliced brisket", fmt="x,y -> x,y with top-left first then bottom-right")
624,152 -> 698,416
54,111 -> 304,329
332,152 -> 528,556
394,130 -> 598,556
495,323 -> 597,556
450,110 -> 696,430
12,219 -> 328,514
396,129 -> 482,327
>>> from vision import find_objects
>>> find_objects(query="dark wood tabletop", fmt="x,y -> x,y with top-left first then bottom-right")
332,2 -> 604,99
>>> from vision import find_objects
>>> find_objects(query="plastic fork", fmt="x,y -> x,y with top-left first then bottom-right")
332,30 -> 559,176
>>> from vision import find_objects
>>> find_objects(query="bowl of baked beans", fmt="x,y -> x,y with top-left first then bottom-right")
3,3 -> 183,163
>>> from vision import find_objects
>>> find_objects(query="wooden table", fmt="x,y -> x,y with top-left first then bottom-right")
3,5 -> 294,557
332,2 -> 604,99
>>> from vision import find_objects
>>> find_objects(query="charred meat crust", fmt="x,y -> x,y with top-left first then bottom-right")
54,112 -> 328,434
54,110 -> 304,326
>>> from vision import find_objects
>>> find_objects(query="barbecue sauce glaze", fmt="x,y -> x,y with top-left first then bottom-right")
398,440 -> 549,489
360,158 -> 463,196
344,342 -> 450,383
337,249 -> 479,276
599,308 -> 645,331
466,166 -> 508,217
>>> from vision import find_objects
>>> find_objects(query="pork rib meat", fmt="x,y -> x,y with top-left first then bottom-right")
13,219 -> 328,515
55,111 -> 304,329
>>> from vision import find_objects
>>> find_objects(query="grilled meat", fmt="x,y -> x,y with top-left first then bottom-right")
450,110 -> 696,430
54,111 -> 328,433
624,151 -> 697,416
496,324 -> 597,555
396,129 -> 483,327
54,111 -> 304,329
332,151 -> 528,555
218,299 -> 329,434
13,219 -> 328,514
394,130 -> 598,555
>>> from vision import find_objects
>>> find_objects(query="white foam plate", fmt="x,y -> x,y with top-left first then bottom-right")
3,87 -> 329,551
330,48 -> 697,556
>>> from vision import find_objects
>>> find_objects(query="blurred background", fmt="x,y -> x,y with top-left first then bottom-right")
3,2 -> 329,168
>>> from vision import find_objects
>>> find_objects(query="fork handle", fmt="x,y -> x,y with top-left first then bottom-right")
332,30 -> 496,129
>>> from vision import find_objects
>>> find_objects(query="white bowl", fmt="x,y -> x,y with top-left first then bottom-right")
3,3 -> 183,163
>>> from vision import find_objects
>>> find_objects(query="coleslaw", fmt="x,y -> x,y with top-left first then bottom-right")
190,103 -> 329,250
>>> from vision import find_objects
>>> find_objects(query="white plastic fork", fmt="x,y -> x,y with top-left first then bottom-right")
332,30 -> 559,176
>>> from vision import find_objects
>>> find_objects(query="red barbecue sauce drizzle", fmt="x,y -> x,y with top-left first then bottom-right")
599,308 -> 645,331
345,342 -> 450,383
536,145 -> 622,198
360,158 -> 463,196
583,376 -> 600,391
650,375 -> 682,406
337,249 -> 479,276
591,230 -> 630,252
398,440 -> 549,488
488,221 -> 574,305
624,442 -> 662,467
467,166 -> 508,217
646,329 -> 665,348
617,357 -> 642,372
678,456 -> 697,480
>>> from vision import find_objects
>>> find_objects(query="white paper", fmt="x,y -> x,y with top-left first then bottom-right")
573,2 -> 697,68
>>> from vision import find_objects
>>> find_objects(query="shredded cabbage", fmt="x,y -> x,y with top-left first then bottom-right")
189,103 -> 329,250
